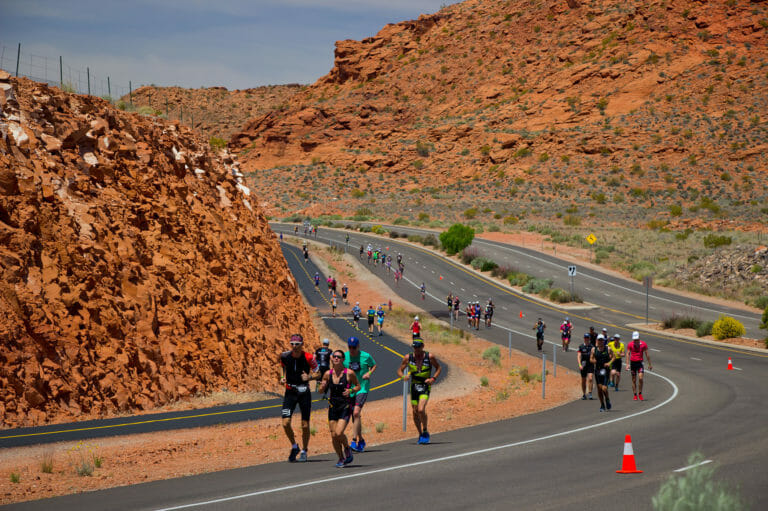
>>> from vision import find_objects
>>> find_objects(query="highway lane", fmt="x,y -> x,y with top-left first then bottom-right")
281,221 -> 763,338
6,229 -> 766,510
0,244 -> 410,449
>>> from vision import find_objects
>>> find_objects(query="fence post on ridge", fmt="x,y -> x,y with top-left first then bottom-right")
15,43 -> 21,77
129,80 -> 132,106
59,56 -> 63,88
87,67 -> 90,95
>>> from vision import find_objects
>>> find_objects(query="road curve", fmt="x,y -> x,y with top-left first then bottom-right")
5,228 -> 766,510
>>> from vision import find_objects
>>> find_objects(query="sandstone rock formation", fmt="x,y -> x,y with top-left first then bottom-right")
230,0 -> 768,231
0,75 -> 317,427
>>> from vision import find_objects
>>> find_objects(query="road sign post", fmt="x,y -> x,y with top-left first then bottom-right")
402,370 -> 408,432
553,344 -> 556,378
568,266 -> 576,296
542,353 -> 547,399
508,331 -> 512,359
643,276 -> 653,324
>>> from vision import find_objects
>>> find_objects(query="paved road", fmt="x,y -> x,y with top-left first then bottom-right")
5,228 -> 767,510
0,244 -> 412,449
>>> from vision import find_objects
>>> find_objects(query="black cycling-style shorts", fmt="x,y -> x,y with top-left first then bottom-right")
410,381 -> 431,404
611,359 -> 623,372
630,361 -> 644,374
282,388 -> 312,421
580,363 -> 594,378
595,367 -> 610,386
328,399 -> 353,422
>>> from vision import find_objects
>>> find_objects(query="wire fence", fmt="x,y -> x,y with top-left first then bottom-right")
0,42 -> 216,132
0,42 -> 141,101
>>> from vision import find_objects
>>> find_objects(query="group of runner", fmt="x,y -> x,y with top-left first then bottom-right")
280,333 -> 440,467
445,293 -> 494,328
574,327 -> 652,411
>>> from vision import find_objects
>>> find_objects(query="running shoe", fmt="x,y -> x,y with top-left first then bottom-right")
581,394 -> 587,400
606,400 -> 612,410
417,433 -> 426,445
343,452 -> 354,466
608,381 -> 614,388
288,446 -> 300,462
335,459 -> 345,468
633,394 -> 638,401
298,450 -> 307,462
615,385 -> 619,392
422,432 -> 430,444
350,440 -> 359,452
639,393 -> 644,401
358,439 -> 366,452
588,393 -> 593,400
599,406 -> 605,412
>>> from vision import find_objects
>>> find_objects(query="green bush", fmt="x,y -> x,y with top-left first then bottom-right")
422,234 -> 439,247
508,272 -> 531,286
522,278 -> 553,294
711,315 -> 745,340
491,265 -> 513,279
482,346 -> 501,366
662,314 -> 702,330
440,223 -> 475,255
703,234 -> 732,249
471,257 -> 490,270
480,259 -> 498,272
761,304 -> 768,331
652,452 -> 743,511
393,217 -> 409,225
549,288 -> 581,303
209,136 -> 227,150
389,230 -> 400,238
461,247 -> 479,264
696,321 -> 713,337
754,295 -> 768,309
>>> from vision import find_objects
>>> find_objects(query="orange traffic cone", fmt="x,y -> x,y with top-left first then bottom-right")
519,311 -> 523,319
616,434 -> 643,474
727,358 -> 733,370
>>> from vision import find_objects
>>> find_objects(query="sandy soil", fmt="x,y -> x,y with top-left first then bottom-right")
0,237 -> 579,505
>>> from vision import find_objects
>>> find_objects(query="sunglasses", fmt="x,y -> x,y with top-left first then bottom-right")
290,342 -> 302,347
331,355 -> 343,359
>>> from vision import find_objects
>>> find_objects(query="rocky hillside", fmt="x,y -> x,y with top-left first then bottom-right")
232,0 -> 768,230
119,84 -> 303,145
0,73 -> 317,427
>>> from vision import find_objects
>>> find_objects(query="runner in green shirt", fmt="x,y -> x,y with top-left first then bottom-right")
344,336 -> 377,453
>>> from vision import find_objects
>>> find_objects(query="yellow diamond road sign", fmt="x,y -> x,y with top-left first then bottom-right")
586,233 -> 597,245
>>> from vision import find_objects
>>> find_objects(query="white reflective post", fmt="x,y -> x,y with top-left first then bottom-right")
542,353 -> 547,399
402,370 -> 408,432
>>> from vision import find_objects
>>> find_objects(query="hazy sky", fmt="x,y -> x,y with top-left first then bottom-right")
1,0 -> 455,94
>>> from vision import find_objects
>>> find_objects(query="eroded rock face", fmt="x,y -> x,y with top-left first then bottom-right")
0,76 -> 317,427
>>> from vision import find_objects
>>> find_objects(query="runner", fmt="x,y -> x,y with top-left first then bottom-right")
366,305 -> 376,333
394,268 -> 401,287
344,337 -> 377,453
279,232 -> 283,241
420,282 -> 426,300
560,317 -> 573,352
473,302 -> 482,330
453,295 -> 460,321
376,305 -> 386,336
341,283 -> 349,305
626,331 -> 652,401
533,318 -> 546,351
397,339 -> 442,445
608,334 -> 625,390
484,299 -> 494,327
330,277 -> 337,296
373,249 -> 379,266
331,294 -> 337,317
314,272 -> 320,292
466,302 -> 473,328
410,315 -> 422,340
352,302 -> 361,327
590,335 -> 614,412
319,349 -> 359,468
314,339 -> 332,393
280,334 -> 319,462
294,225 -> 298,235
446,293 -> 453,315
327,276 -> 333,294
359,245 -> 364,260
386,256 -> 392,273
397,253 -> 403,266
588,326 -> 598,347
577,333 -> 595,400
303,244 -> 309,262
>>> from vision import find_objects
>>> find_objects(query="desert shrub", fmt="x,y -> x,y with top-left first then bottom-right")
519,367 -> 531,383
702,234 -> 732,249
375,422 -> 386,433
471,257 -> 490,270
549,288 -> 581,303
482,346 -> 501,366
522,278 -> 553,294
422,234 -> 439,247
696,321 -> 713,337
761,304 -> 768,331
711,315 -> 745,340
480,376 -> 489,387
440,223 -> 475,255
393,217 -> 409,225
508,272 -> 531,286
10,471 -> 20,483
406,234 -> 422,243
370,225 -> 384,234
389,231 -> 400,238
753,295 -> 768,309
480,259 -> 499,272
416,140 -> 430,157
209,136 -> 227,150
662,314 -> 701,330
463,207 -> 478,219
491,265 -> 513,279
461,247 -> 479,264
652,452 -> 743,511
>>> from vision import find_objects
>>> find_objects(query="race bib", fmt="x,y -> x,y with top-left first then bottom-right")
598,369 -> 607,376
295,384 -> 308,393
349,361 -> 361,372
414,383 -> 427,393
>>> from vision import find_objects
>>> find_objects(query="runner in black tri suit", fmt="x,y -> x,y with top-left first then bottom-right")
319,350 -> 360,468
577,333 -> 595,400
314,339 -> 332,393
591,335 -> 614,412
280,334 -> 319,462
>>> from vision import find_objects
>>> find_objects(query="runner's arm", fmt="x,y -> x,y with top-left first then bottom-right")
589,347 -> 596,365
364,359 -> 377,380
319,371 -> 330,392
397,355 -> 410,380
347,371 -> 361,395
645,348 -> 652,370
428,356 -> 442,383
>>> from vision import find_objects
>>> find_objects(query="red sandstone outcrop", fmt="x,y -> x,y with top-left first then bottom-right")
0,75 -> 317,427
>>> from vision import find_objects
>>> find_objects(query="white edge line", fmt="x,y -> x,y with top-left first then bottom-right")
154,372 -> 679,511
673,459 -> 713,472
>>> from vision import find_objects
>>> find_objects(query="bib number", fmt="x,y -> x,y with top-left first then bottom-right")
598,369 -> 607,377
414,383 -> 427,393
349,361 -> 361,372
295,384 -> 308,394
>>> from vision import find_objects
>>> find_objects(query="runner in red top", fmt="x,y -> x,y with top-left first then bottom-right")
410,316 -> 422,340
626,331 -> 652,401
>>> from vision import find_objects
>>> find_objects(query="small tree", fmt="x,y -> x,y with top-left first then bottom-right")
653,452 -> 743,510
440,223 -> 475,255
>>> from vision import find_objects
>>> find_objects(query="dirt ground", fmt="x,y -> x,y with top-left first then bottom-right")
0,237 -> 580,505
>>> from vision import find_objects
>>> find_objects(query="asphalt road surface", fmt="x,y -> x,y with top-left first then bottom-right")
0,244 -> 412,449
5,227 -> 766,510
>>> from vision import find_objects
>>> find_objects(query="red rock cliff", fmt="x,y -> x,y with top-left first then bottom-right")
0,74 -> 317,427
